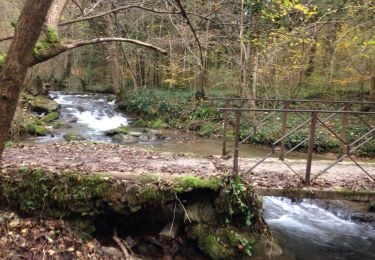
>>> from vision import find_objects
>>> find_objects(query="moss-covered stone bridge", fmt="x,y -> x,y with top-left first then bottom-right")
2,142 -> 375,202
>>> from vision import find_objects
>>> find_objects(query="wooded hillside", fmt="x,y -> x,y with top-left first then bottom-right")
0,0 -> 374,102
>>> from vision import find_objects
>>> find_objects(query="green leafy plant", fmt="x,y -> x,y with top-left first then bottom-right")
224,177 -> 254,226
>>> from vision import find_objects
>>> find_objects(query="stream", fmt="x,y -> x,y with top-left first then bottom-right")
34,92 -> 375,259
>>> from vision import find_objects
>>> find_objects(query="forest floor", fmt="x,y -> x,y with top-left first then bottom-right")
0,209 -> 116,259
2,142 -> 375,196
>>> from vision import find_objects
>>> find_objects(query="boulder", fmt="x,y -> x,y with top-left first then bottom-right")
41,112 -> 59,123
104,126 -> 129,136
63,134 -> 86,142
27,124 -> 47,136
29,96 -> 59,113
112,133 -> 137,144
185,201 -> 217,224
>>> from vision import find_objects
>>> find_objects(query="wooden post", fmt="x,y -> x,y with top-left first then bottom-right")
339,103 -> 349,158
305,111 -> 318,185
222,100 -> 229,157
233,111 -> 241,177
279,101 -> 290,161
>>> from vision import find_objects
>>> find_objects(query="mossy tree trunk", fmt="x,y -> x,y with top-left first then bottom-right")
0,0 -> 54,160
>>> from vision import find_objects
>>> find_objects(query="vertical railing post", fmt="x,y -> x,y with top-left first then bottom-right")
222,100 -> 229,157
279,101 -> 290,161
305,111 -> 318,185
339,102 -> 349,158
233,111 -> 241,177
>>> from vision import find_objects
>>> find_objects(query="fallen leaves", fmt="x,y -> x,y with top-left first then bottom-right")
0,210 -> 113,259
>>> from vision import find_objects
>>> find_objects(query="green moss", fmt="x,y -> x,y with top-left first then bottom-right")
52,121 -> 66,129
0,53 -> 5,70
187,223 -> 256,259
176,176 -> 220,191
0,168 -> 110,216
29,95 -> 59,113
33,28 -> 61,59
134,119 -> 148,127
41,112 -> 59,122
220,229 -> 254,256
26,124 -> 47,136
189,224 -> 229,259
104,125 -> 129,136
151,118 -> 169,129
137,186 -> 173,205
63,134 -> 86,142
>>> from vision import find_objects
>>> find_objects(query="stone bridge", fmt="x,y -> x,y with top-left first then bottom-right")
2,142 -> 374,201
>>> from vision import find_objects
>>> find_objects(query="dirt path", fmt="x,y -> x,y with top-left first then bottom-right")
2,142 -> 375,197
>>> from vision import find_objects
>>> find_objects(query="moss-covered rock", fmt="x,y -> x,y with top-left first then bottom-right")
41,112 -> 59,123
186,201 -> 217,224
104,125 -> 129,136
63,133 -> 86,142
29,95 -> 59,113
52,121 -> 68,129
26,124 -> 47,136
186,224 -> 256,259
112,133 -> 137,144
186,224 -> 230,259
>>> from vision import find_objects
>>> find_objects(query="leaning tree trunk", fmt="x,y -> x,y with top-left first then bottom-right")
371,76 -> 375,102
0,0 -> 54,160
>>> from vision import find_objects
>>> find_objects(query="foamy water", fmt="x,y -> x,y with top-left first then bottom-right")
264,197 -> 375,260
50,92 -> 128,133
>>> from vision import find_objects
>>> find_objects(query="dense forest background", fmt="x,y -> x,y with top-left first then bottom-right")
1,0 -> 374,102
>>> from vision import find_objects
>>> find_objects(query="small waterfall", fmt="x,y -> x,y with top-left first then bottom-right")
48,91 -> 128,141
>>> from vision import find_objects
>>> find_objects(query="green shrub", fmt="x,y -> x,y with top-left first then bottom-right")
198,123 -> 215,137
126,89 -> 157,119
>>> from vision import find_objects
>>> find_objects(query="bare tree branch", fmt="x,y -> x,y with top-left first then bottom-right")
30,37 -> 168,66
0,3 -> 218,43
173,0 -> 203,66
0,35 -> 13,42
60,5 -> 181,26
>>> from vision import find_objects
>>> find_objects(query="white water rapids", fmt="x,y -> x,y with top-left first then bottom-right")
52,92 -> 128,132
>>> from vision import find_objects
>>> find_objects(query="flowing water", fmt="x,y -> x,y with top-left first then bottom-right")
264,197 -> 375,260
33,92 -> 375,259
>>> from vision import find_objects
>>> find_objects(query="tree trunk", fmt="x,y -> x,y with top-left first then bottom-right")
102,12 -> 123,102
0,0 -> 54,160
371,76 -> 375,102
46,0 -> 69,28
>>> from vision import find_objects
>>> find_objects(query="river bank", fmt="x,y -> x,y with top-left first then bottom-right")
3,91 -> 375,259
